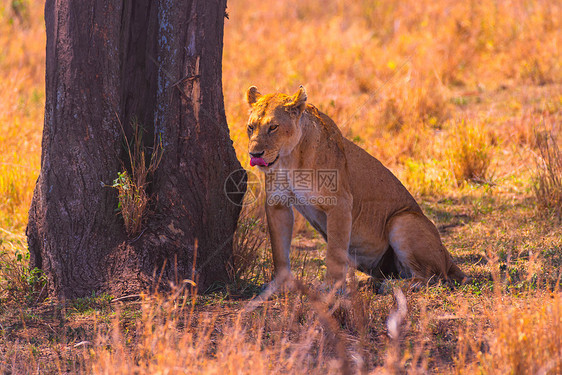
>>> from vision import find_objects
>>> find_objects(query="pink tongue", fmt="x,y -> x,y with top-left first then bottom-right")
250,157 -> 268,167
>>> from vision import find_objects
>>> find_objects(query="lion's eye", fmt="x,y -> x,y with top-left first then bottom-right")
268,124 -> 278,133
247,125 -> 254,133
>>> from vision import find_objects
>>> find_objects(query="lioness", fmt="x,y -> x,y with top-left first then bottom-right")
246,86 -> 466,289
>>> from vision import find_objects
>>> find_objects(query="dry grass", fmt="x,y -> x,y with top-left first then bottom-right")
109,119 -> 163,236
229,204 -> 269,288
533,131 -> 562,219
88,286 -> 358,374
0,1 -> 44,231
1,0 -> 562,373
475,295 -> 562,374
447,119 -> 493,184
0,229 -> 45,304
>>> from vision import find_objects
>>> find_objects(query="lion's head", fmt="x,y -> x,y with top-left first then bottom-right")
245,86 -> 307,168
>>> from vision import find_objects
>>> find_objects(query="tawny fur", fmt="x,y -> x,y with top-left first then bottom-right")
246,86 -> 467,287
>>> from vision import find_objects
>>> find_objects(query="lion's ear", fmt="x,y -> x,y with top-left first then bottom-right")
286,85 -> 307,117
246,86 -> 262,107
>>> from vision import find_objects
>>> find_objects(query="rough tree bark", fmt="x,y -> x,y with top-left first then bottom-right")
26,0 -> 244,299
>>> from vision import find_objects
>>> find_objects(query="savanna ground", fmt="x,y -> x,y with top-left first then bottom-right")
1,0 -> 561,373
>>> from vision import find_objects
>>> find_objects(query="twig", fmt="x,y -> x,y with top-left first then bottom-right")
171,74 -> 200,88
34,283 -> 47,305
111,294 -> 142,303
73,341 -> 92,348
128,227 -> 148,244
113,111 -> 134,179
42,322 -> 56,334
147,54 -> 192,103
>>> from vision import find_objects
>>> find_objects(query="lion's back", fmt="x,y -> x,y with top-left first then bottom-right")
342,137 -> 421,215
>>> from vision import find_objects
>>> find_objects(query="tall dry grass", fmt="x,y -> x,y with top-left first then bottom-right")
34,285 -> 553,374
223,0 -> 561,166
533,131 -> 562,219
448,120 -> 493,184
229,204 -> 269,288
0,0 -> 561,374
108,119 -> 163,236
88,287 -> 356,375
0,0 -> 44,231
458,293 -> 562,374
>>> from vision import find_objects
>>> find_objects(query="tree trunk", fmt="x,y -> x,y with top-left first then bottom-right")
26,0 -> 244,299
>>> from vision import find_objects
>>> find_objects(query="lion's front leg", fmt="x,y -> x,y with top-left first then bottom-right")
325,200 -> 353,287
265,199 -> 294,288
